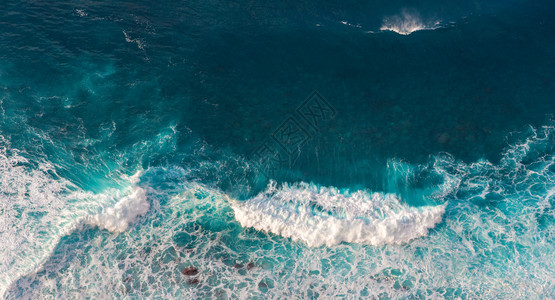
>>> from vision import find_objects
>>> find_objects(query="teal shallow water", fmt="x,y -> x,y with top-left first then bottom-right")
0,0 -> 554,298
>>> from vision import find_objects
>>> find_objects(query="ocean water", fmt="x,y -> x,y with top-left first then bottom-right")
1,0 -> 554,298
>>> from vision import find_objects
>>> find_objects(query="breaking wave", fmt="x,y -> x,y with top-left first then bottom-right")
85,172 -> 149,233
380,10 -> 441,35
232,181 -> 446,247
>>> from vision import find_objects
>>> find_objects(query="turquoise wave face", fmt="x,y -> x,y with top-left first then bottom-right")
1,0 -> 555,298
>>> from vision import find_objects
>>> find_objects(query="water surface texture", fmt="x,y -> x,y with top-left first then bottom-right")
1,0 -> 554,298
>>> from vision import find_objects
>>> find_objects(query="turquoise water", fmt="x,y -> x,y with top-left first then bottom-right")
1,0 -> 554,298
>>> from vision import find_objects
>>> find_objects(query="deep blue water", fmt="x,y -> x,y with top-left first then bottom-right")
1,0 -> 554,298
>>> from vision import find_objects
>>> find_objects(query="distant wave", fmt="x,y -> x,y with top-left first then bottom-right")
380,10 -> 441,35
232,181 -> 446,247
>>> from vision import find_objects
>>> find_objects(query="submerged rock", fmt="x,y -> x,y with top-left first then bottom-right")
182,267 -> 198,276
234,263 -> 244,269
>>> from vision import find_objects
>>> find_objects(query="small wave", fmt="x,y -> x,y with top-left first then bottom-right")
75,9 -> 87,17
232,181 -> 445,247
380,10 -> 441,35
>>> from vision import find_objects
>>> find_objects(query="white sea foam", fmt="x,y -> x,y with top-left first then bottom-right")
75,9 -> 87,17
0,139 -> 85,297
232,181 -> 445,247
85,171 -> 150,233
123,30 -> 145,50
0,137 -> 149,297
340,20 -> 362,28
85,186 -> 149,233
380,10 -> 441,35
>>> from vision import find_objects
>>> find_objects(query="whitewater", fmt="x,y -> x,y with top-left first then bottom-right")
1,121 -> 554,298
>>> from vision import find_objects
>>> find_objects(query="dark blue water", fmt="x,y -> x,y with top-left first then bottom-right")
1,0 -> 554,298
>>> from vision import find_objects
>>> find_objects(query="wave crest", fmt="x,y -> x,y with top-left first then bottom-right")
380,10 -> 441,35
85,186 -> 149,233
232,181 -> 445,247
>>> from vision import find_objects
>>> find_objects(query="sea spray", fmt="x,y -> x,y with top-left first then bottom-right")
380,10 -> 441,35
